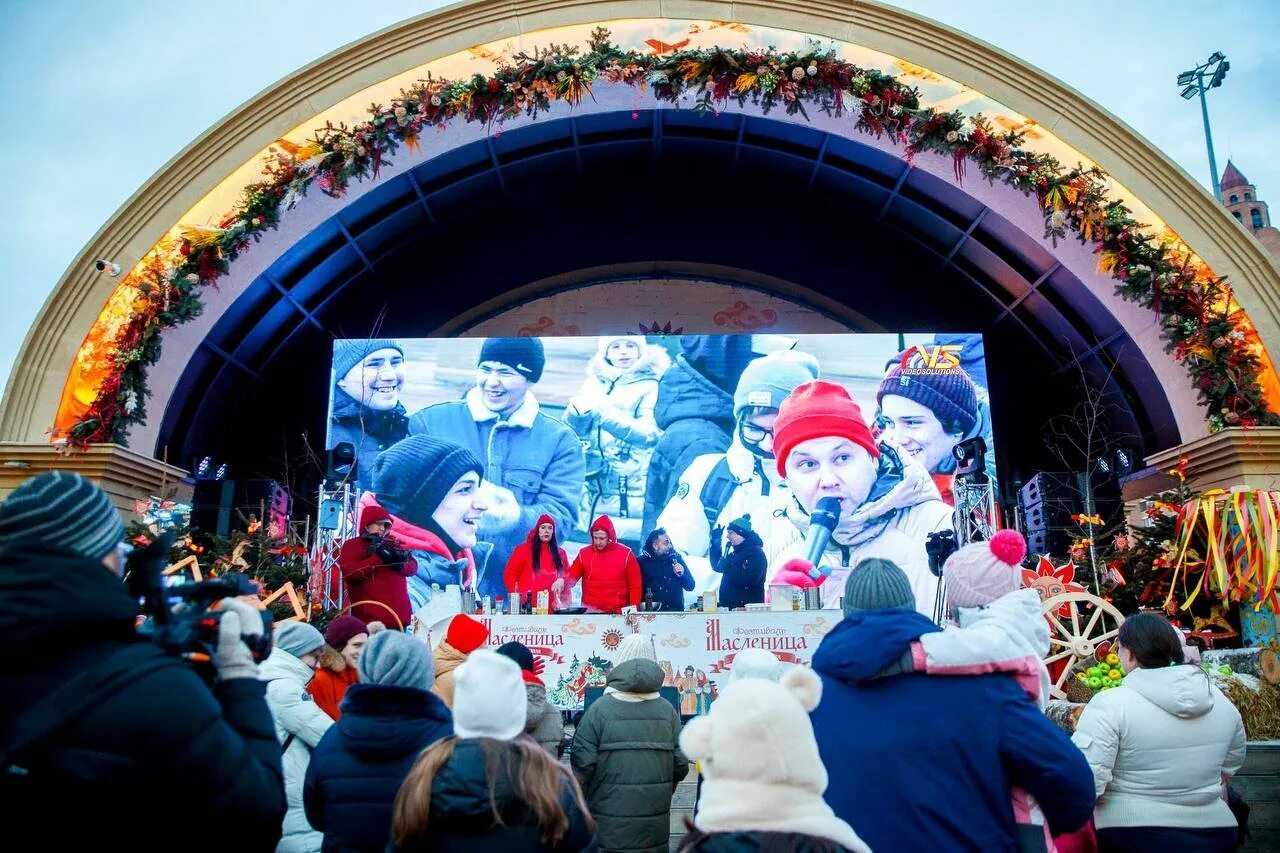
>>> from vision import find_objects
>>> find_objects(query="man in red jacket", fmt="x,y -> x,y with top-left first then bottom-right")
562,515 -> 642,613
337,503 -> 417,628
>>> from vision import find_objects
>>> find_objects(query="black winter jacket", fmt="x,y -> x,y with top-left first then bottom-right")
303,683 -> 453,852
393,737 -> 595,853
708,530 -> 767,609
637,552 -> 696,612
678,830 -> 856,853
0,545 -> 286,852
571,659 -> 689,853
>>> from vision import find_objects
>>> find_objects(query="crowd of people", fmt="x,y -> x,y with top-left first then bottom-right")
329,334 -> 991,613
0,470 -> 1253,852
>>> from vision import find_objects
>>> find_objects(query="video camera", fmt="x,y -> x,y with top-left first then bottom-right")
125,533 -> 274,682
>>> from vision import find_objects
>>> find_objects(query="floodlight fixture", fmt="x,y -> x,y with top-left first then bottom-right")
1176,52 -> 1229,198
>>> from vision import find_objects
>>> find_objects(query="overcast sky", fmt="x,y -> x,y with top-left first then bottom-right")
2,0 -> 1277,405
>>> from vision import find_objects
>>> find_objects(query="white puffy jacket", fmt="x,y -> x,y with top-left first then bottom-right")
1071,664 -> 1246,830
260,648 -> 334,852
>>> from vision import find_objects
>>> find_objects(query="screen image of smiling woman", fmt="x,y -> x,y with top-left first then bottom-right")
874,362 -> 978,476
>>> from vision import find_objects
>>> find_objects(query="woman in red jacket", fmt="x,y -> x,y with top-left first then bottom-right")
503,514 -> 571,610
338,502 -> 417,628
563,515 -> 642,613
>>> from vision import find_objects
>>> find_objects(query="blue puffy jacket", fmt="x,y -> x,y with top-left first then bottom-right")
303,683 -> 453,852
809,610 -> 1095,853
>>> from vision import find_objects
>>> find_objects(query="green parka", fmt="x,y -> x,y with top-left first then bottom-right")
571,658 -> 689,853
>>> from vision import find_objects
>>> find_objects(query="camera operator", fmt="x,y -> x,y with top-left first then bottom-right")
0,472 -> 286,850
338,501 -> 415,627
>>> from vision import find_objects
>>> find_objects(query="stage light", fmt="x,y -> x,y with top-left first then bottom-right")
1114,447 -> 1134,476
953,436 -> 988,483
94,259 -> 122,277
215,463 -> 228,481
196,456 -> 211,478
1096,456 -> 1111,475
327,442 -> 358,482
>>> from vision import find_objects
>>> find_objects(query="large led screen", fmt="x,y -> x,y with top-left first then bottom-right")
327,333 -> 994,614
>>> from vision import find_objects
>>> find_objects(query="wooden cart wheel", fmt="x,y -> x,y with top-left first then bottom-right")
1041,592 -> 1126,700
340,599 -> 405,631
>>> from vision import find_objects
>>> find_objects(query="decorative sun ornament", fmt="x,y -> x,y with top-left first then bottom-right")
600,628 -> 624,651
1022,556 -> 1087,617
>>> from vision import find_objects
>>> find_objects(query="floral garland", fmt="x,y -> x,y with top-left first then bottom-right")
64,27 -> 1279,446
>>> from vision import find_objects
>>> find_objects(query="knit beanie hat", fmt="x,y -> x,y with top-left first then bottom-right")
877,361 -> 979,436
0,471 -> 125,560
358,629 -> 435,689
323,614 -> 368,651
495,640 -> 536,673
681,668 -> 868,852
275,621 -> 325,658
371,435 -> 483,530
728,648 -> 783,683
596,336 -> 648,364
773,381 -> 879,478
612,633 -> 657,665
444,613 -> 490,654
726,514 -> 754,536
333,339 -> 404,382
478,337 -> 545,382
843,558 -> 915,615
452,649 -> 527,740
944,529 -> 1028,609
733,351 -> 820,418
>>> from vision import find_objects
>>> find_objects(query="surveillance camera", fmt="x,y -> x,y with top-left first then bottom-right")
94,259 -> 122,277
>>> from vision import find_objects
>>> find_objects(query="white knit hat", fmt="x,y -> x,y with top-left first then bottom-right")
680,667 -> 870,853
612,633 -> 657,666
728,649 -> 783,683
452,650 -> 527,740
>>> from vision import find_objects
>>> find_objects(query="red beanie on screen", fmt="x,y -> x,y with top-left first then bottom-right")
445,614 -> 490,654
773,380 -> 880,477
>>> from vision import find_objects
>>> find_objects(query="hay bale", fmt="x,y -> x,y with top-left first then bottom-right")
1221,675 -> 1280,740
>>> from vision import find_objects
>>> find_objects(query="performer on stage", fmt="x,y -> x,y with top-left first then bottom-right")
407,337 -> 584,600
503,514 -> 572,611
562,515 -> 642,613
768,380 -> 952,613
337,501 -> 415,628
328,339 -> 408,492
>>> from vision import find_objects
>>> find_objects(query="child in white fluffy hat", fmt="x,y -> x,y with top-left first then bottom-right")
677,666 -> 870,853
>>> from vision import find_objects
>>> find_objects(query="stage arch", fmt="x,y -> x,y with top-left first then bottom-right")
3,0 -> 1279,483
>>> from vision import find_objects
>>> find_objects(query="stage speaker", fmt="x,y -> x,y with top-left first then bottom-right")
1027,528 -> 1075,558
191,480 -> 236,538
1023,501 -> 1079,532
1020,472 -> 1082,508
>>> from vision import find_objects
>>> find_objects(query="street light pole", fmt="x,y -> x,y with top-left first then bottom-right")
1178,52 -> 1229,199
1195,73 -> 1222,200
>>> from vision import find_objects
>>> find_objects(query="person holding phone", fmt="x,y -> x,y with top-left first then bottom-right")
765,381 -> 953,613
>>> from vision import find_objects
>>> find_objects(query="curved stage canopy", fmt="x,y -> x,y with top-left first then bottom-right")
3,1 -> 1278,484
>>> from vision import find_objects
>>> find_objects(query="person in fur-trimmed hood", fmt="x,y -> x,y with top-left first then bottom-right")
566,336 -> 670,539
678,666 -> 869,853
307,614 -> 374,721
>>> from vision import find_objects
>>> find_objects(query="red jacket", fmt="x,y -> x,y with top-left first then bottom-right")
337,501 -> 417,628
503,514 -> 571,608
566,515 -> 642,613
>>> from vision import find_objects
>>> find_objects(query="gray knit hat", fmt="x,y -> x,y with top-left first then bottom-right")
274,621 -> 325,658
358,629 -> 435,689
733,350 -> 820,418
0,471 -> 125,560
333,339 -> 404,382
842,558 -> 915,616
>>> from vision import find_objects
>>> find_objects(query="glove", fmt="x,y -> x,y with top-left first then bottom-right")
213,598 -> 266,682
773,558 -> 827,589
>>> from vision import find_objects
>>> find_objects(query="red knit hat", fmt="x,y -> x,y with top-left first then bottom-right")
773,380 -> 880,477
323,614 -> 368,651
445,613 -> 490,654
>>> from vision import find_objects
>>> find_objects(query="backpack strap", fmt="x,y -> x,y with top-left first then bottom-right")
2,643 -> 181,772
698,457 -> 737,527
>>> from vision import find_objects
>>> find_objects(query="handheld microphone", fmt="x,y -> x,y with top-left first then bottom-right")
803,497 -> 842,570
